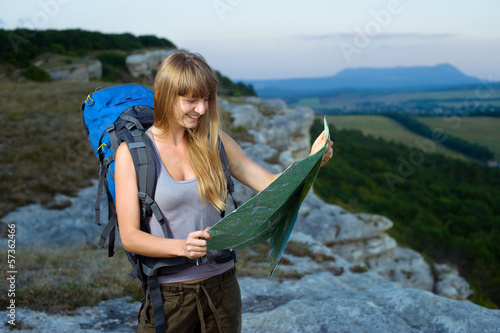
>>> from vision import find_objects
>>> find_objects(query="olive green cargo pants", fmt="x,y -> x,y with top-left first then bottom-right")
137,268 -> 241,333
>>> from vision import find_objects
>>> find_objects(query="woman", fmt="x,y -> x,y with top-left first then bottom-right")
115,50 -> 333,333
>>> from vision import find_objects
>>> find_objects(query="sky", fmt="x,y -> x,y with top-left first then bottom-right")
1,0 -> 499,81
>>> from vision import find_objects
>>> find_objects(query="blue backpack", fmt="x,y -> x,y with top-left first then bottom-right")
82,83 -> 235,333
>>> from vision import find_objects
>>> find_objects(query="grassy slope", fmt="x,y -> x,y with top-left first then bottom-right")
417,116 -> 500,160
0,81 -> 107,218
327,115 -> 468,160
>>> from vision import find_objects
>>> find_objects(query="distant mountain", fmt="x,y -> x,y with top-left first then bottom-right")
246,64 -> 482,98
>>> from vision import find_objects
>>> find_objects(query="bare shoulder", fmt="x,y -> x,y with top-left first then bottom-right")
219,131 -> 246,162
219,131 -> 237,148
115,142 -> 135,175
116,141 -> 130,160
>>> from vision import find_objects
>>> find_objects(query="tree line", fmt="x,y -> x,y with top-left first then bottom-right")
0,29 -> 256,96
0,28 -> 176,67
310,119 -> 500,309
384,113 -> 494,162
215,71 -> 256,97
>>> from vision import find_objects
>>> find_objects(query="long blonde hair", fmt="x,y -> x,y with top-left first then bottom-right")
153,50 -> 227,211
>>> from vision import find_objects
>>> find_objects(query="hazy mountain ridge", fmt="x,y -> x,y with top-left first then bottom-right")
247,64 -> 483,98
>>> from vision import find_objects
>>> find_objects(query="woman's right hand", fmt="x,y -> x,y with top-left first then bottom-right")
183,229 -> 212,259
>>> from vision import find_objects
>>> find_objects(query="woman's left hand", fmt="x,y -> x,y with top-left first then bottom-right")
310,130 -> 333,166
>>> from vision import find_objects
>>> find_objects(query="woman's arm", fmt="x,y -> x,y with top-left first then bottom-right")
115,142 -> 210,259
220,130 -> 333,192
220,132 -> 279,193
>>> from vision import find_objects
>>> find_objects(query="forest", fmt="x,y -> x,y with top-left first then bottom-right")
310,119 -> 500,308
0,28 -> 176,67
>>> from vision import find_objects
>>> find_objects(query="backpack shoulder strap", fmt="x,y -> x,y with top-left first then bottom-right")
218,138 -> 237,215
120,129 -> 172,238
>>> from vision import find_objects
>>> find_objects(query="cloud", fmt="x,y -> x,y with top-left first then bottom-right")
0,18 -> 5,26
299,32 -> 459,41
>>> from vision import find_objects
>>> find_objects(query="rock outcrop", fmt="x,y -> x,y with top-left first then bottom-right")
221,97 -> 468,297
1,95 -> 496,332
36,59 -> 102,81
125,49 -> 176,78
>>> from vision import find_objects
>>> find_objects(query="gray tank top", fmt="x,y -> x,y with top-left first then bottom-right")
145,132 -> 233,283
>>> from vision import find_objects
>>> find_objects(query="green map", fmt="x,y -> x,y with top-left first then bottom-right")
207,117 -> 329,276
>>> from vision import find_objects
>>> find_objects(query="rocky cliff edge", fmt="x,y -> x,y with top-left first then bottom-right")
1,96 -> 499,332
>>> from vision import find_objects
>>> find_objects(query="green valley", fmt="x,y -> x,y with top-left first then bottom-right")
311,118 -> 500,309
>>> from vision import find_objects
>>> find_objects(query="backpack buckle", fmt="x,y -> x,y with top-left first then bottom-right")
84,94 -> 95,107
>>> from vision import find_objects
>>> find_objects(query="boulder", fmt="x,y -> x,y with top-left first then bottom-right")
296,192 -> 393,245
367,246 -> 435,291
43,59 -> 102,81
241,272 -> 500,333
434,263 -> 474,300
125,49 -> 176,78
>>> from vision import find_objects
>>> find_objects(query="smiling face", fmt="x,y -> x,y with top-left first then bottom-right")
153,51 -> 220,139
172,94 -> 209,130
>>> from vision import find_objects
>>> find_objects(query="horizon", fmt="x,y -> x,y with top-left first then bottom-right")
1,0 -> 499,82
239,62 -> 484,82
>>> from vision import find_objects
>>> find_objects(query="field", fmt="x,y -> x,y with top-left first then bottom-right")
418,116 -> 500,160
327,115 -> 468,160
289,87 -> 500,112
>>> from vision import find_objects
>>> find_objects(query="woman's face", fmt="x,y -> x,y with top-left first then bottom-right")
172,94 -> 209,130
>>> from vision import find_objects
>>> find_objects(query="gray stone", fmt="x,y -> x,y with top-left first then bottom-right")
296,192 -> 393,244
367,246 -> 435,291
332,233 -> 397,262
125,49 -> 176,78
2,297 -> 138,333
240,272 -> 500,333
44,60 -> 102,81
1,181 -> 110,250
262,106 -> 314,158
226,103 -> 263,132
434,263 -> 474,300
261,98 -> 288,114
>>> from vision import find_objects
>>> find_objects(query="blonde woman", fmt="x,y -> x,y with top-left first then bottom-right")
115,50 -> 333,333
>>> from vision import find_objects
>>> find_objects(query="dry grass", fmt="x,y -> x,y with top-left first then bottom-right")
0,81 -> 112,219
0,245 -> 142,314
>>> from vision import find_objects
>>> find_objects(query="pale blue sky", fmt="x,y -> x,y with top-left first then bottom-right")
1,0 -> 499,81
